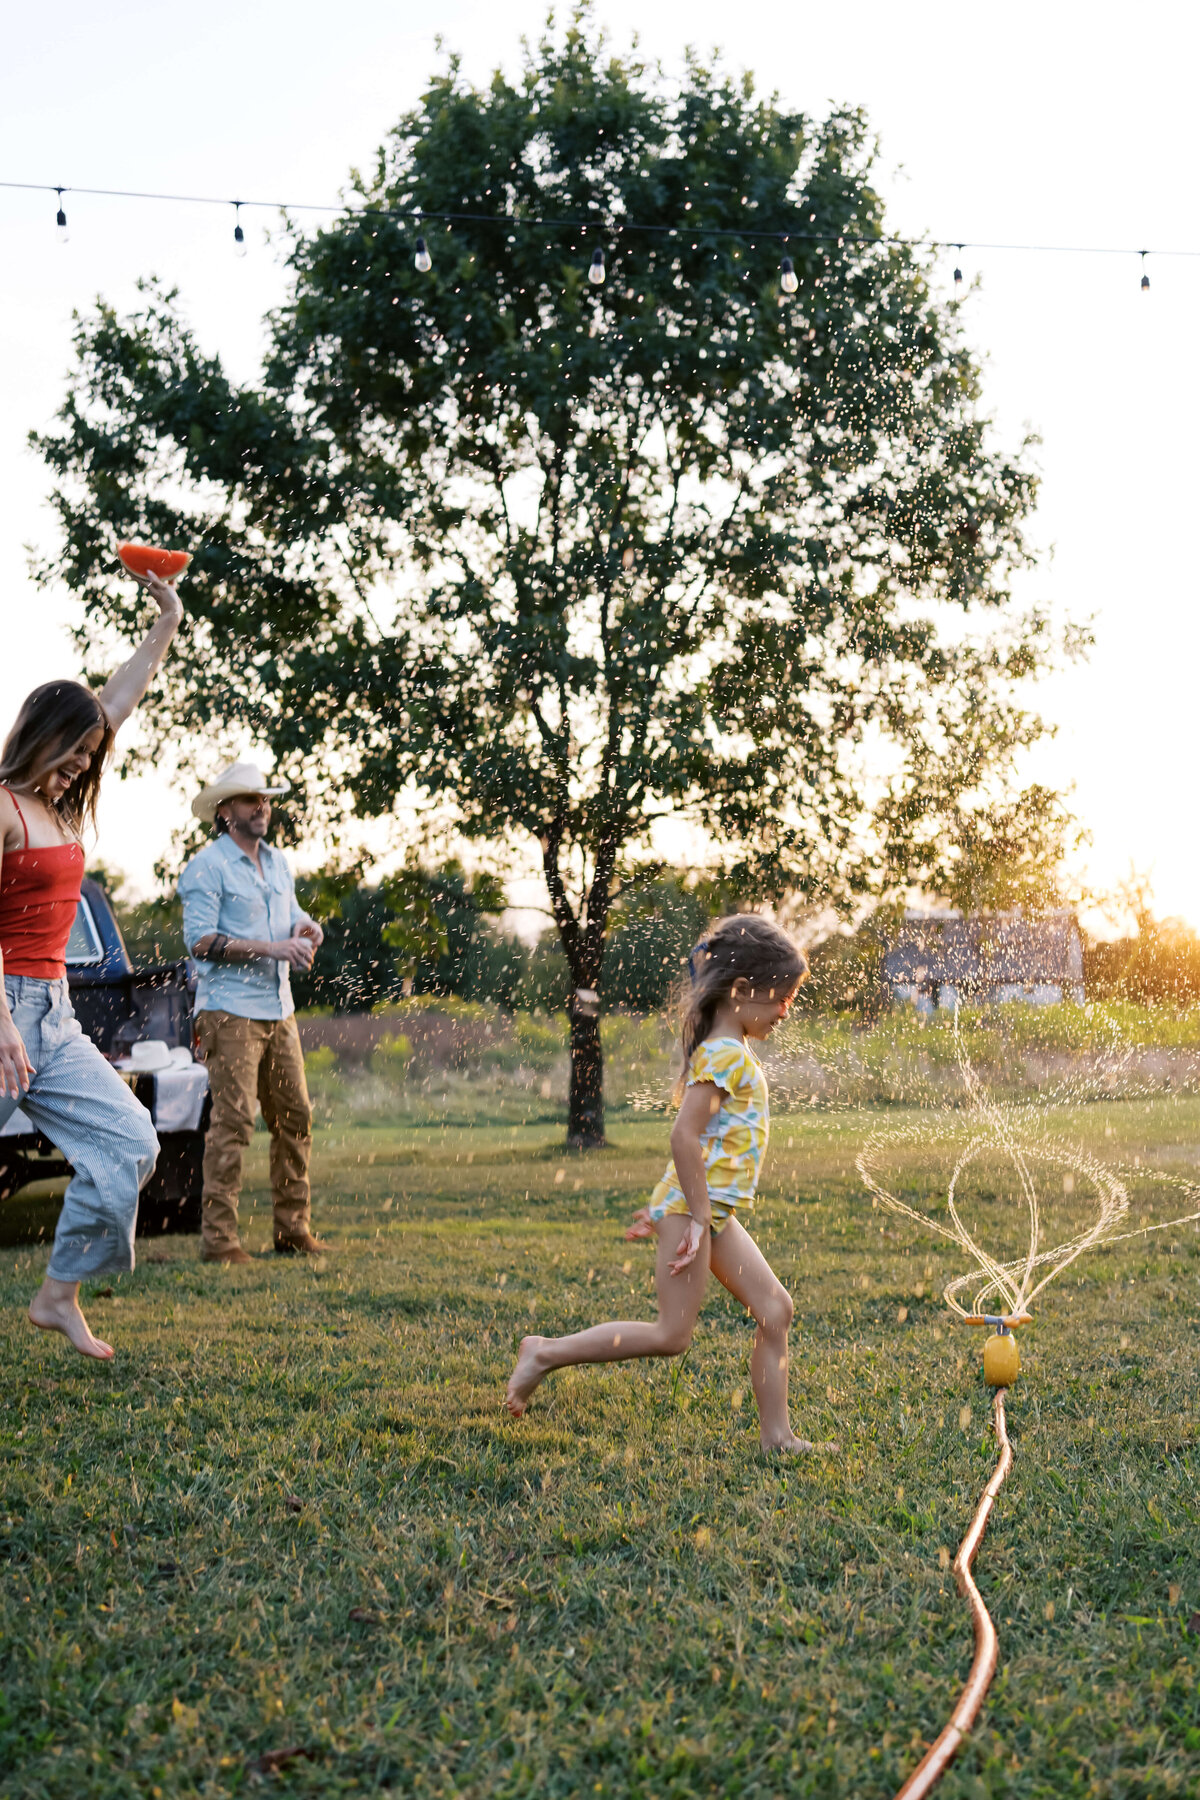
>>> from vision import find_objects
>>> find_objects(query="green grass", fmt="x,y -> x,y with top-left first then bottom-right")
2,1103 -> 1199,1797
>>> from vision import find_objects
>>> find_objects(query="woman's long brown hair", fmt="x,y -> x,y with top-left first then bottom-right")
674,913 -> 808,1096
0,682 -> 113,839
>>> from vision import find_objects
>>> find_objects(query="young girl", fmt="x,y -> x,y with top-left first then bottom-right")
507,914 -> 826,1453
4,566 -> 185,1360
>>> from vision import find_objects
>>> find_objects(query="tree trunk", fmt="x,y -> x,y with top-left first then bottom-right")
566,1005 -> 605,1147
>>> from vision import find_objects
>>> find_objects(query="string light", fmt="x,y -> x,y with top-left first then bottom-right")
233,202 -> 246,258
55,188 -> 68,245
780,255 -> 798,295
587,246 -> 605,286
7,179 -> 1198,290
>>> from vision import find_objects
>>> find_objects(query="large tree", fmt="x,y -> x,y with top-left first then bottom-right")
35,13 -> 1069,1143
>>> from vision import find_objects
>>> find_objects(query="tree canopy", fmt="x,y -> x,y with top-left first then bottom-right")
35,11 -> 1073,1140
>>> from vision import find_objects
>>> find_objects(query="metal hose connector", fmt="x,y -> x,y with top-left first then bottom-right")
892,1389 -> 1013,1800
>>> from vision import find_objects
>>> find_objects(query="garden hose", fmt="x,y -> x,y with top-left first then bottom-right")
892,1388 -> 1013,1800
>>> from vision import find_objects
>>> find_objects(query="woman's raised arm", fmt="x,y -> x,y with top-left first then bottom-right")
97,571 -> 185,734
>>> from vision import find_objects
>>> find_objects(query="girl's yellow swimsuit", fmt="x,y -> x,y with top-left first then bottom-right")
647,1035 -> 770,1234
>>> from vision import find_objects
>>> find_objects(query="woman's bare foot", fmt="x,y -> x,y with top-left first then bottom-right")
505,1335 -> 549,1417
28,1278 -> 114,1361
762,1432 -> 840,1455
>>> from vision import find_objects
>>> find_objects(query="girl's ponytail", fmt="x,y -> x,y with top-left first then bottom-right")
680,939 -> 718,1063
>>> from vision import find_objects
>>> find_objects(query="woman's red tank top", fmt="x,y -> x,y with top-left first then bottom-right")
0,788 -> 85,980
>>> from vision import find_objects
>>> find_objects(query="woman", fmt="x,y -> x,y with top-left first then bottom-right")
3,567 -> 184,1359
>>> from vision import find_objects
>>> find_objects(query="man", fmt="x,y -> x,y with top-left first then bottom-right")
178,761 -> 328,1264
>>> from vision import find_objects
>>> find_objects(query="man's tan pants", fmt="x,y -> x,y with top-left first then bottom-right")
196,1011 -> 313,1253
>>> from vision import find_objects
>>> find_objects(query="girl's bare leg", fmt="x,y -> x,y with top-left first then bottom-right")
710,1218 -> 828,1453
506,1216 -> 709,1417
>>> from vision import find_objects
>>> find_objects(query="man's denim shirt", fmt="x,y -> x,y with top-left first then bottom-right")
178,834 -> 305,1021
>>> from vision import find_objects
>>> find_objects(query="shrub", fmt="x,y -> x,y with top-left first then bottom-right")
511,1011 -> 568,1069
303,1045 -> 338,1077
601,1013 -> 673,1061
374,1031 -> 414,1074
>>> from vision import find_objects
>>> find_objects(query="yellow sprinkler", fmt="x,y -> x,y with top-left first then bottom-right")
965,1312 -> 1032,1387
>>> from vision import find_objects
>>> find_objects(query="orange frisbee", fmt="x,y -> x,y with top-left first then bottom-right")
117,542 -> 192,582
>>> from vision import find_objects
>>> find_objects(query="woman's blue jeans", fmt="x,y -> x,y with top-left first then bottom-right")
0,977 -> 159,1281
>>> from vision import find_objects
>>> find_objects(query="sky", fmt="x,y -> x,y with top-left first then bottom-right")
1,0 -> 1197,933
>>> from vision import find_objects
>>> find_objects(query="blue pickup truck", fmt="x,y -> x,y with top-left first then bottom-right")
0,877 -> 209,1235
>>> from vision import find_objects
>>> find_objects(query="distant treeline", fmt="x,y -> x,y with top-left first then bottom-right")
100,866 -> 731,1016
1082,912 -> 1200,1007
96,862 -> 1200,1016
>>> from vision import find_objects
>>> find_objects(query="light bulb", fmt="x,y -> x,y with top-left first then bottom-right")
232,204 -> 247,257
55,193 -> 68,244
780,255 -> 798,296
414,236 -> 432,273
953,265 -> 963,289
588,247 -> 606,287
1140,255 -> 1150,292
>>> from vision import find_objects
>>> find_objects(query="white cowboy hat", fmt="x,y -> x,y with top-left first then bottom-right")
191,760 -> 291,824
122,1039 -> 173,1073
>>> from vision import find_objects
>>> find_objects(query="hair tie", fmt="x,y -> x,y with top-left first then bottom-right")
687,940 -> 710,981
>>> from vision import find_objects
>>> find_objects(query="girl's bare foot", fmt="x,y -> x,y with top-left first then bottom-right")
506,1335 -> 548,1417
28,1278 -> 114,1361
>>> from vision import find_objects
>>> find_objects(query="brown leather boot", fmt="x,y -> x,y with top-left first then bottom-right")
202,1245 -> 253,1265
273,1232 -> 332,1256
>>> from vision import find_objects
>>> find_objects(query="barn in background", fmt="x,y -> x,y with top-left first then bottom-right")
884,911 -> 1085,1014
